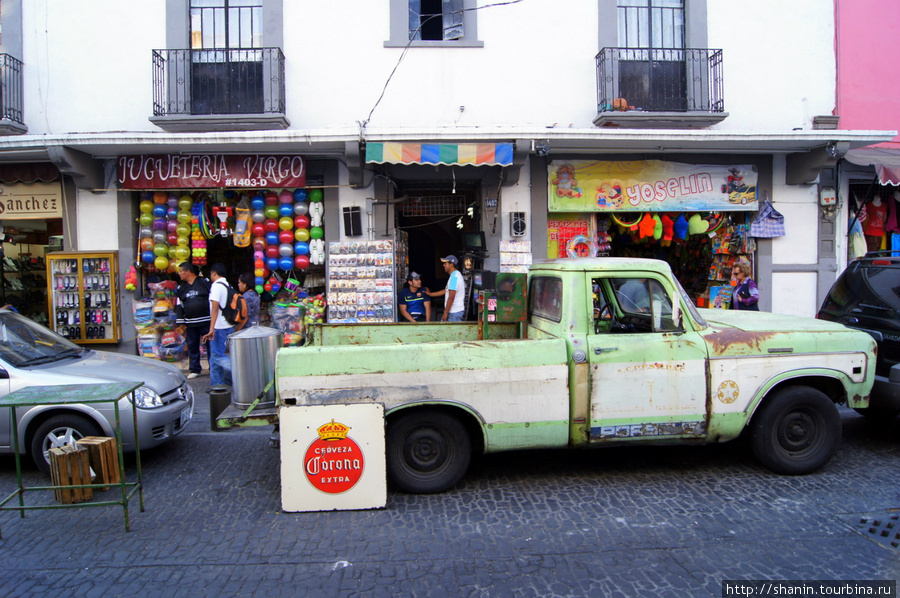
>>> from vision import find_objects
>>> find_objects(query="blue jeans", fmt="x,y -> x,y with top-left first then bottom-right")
447,311 -> 464,322
185,325 -> 208,374
209,326 -> 234,387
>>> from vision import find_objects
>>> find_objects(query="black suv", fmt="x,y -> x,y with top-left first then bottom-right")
818,252 -> 900,419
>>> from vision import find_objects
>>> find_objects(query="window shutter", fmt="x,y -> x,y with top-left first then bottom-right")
408,0 -> 422,40
442,0 -> 464,40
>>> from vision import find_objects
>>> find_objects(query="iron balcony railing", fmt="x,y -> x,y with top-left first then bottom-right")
596,47 -> 724,114
152,48 -> 285,117
0,54 -> 25,125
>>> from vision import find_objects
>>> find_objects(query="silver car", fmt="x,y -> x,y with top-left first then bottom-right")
0,308 -> 194,474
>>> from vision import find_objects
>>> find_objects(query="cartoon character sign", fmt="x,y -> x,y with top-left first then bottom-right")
552,165 -> 583,198
596,180 -> 625,208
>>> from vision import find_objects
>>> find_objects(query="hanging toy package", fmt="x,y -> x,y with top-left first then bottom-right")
233,196 -> 252,248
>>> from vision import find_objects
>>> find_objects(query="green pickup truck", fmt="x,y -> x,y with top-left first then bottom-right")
276,258 -> 876,493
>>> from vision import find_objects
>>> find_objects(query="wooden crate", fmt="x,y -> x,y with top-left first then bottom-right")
76,436 -> 121,491
48,444 -> 93,504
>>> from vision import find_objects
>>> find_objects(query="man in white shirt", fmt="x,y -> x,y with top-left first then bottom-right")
201,263 -> 234,387
428,255 -> 466,321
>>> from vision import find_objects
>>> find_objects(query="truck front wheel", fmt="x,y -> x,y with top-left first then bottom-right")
750,386 -> 841,475
386,412 -> 471,493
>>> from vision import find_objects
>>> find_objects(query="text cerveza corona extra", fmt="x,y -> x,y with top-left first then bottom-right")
303,419 -> 365,494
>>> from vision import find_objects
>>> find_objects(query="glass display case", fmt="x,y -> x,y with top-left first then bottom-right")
46,251 -> 120,343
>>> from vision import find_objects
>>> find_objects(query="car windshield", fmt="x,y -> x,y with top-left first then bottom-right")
0,311 -> 84,367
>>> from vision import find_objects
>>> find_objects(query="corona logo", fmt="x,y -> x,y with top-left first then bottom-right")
317,419 -> 350,441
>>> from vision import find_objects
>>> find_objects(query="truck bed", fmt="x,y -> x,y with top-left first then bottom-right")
307,321 -> 521,346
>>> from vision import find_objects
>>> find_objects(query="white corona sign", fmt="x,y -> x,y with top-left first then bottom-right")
280,403 -> 386,512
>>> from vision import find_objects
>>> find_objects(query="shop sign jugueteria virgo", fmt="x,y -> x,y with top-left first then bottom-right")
0,181 -> 63,219
548,160 -> 758,212
117,154 -> 306,189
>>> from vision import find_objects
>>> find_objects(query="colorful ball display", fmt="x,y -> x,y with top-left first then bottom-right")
279,203 -> 293,217
309,189 -> 323,202
278,216 -> 293,231
265,245 -> 280,259
294,255 -> 310,269
152,205 -> 166,218
142,251 -> 155,264
139,200 -> 153,213
264,205 -> 279,220
293,189 -> 308,202
154,256 -> 169,270
310,226 -> 324,240
251,223 -> 265,237
264,219 -> 279,233
294,228 -> 310,242
179,196 -> 193,211
251,195 -> 265,210
294,215 -> 310,229
279,190 -> 293,203
252,210 -> 266,223
265,192 -> 278,205
256,285 -> 265,294
279,230 -> 294,244
154,243 -> 168,257
265,231 -> 279,245
139,213 -> 153,227
279,256 -> 294,270
266,257 -> 279,271
294,241 -> 309,255
279,243 -> 293,257
293,202 -> 308,216
253,236 -> 267,251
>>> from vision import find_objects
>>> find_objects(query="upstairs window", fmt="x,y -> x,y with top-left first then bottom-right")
410,0 -> 463,41
191,0 -> 262,49
617,0 -> 684,50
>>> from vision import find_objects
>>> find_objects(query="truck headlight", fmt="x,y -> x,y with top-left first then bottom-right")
133,386 -> 164,409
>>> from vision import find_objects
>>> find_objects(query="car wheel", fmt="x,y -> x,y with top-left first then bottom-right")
386,411 -> 471,494
29,414 -> 102,476
750,386 -> 841,475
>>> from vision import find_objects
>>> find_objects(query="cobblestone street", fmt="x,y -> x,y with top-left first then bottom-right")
0,379 -> 898,597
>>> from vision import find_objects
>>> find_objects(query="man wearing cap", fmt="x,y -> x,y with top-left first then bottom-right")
398,271 -> 431,323
428,255 -> 466,321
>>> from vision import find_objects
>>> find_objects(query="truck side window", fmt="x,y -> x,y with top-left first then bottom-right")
530,276 -> 562,322
609,278 -> 679,333
592,279 -> 611,333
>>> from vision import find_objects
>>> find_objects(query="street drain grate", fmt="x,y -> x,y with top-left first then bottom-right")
851,513 -> 900,550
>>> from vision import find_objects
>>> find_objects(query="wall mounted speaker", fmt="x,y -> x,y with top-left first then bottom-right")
343,206 -> 362,237
511,212 -> 526,236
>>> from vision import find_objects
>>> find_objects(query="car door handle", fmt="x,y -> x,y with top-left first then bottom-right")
594,347 -> 618,355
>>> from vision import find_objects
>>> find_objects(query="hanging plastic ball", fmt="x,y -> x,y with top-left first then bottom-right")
251,223 -> 266,237
265,231 -> 279,246
294,255 -> 310,269
140,238 -> 154,251
264,283 -> 273,292
153,192 -> 167,204
279,203 -> 293,217
266,257 -> 279,271
253,236 -> 267,251
251,195 -> 265,210
294,228 -> 310,242
309,189 -> 324,202
279,230 -> 294,244
293,202 -> 308,216
256,284 -> 265,294
293,189 -> 308,202
254,259 -> 265,269
140,226 -> 153,238
265,245 -> 280,259
139,213 -> 153,227
252,210 -> 266,223
179,196 -> 193,211
167,220 -> 178,233
254,268 -> 265,278
264,205 -> 279,220
176,236 -> 190,248
142,250 -> 156,264
255,276 -> 265,285
279,256 -> 294,270
294,214 -> 310,229
279,190 -> 293,203
176,223 -> 191,237
167,232 -> 178,245
265,191 -> 278,205
294,241 -> 309,255
139,200 -> 154,213
153,217 -> 167,230
175,246 -> 190,261
279,243 -> 293,257
271,283 -> 281,293
177,210 -> 192,224
264,219 -> 279,233
152,204 -> 167,218
309,226 -> 324,240
152,230 -> 167,244
154,256 -> 169,270
253,250 -> 265,261
278,216 -> 294,231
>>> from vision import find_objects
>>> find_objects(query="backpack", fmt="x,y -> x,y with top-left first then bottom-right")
215,280 -> 247,326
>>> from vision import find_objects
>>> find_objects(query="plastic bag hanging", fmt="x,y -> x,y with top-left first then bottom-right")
749,193 -> 786,238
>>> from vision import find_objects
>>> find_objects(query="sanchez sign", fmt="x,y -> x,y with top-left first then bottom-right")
549,160 -> 758,212
0,182 -> 63,219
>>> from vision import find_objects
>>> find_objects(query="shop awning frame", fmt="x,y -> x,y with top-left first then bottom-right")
844,143 -> 900,186
364,142 -> 514,167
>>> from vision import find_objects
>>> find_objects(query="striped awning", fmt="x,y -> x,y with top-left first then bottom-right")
365,142 -> 514,167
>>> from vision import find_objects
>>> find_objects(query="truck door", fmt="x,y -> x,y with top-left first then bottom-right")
586,276 -> 709,442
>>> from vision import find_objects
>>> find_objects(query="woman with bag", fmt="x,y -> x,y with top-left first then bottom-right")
731,263 -> 760,311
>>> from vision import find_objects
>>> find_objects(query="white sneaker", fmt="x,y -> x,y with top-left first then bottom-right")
187,372 -> 199,379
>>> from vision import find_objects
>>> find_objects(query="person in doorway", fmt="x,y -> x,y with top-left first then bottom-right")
731,263 -> 760,311
428,255 -> 466,321
398,271 -> 431,323
236,272 -> 260,330
201,263 -> 234,387
175,262 -> 211,380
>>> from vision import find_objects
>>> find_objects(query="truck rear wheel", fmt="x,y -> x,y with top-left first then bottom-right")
386,411 -> 471,494
750,386 -> 840,475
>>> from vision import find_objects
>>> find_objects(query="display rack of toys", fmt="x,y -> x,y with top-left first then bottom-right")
500,240 -> 532,273
326,239 -> 402,323
134,280 -> 185,361
704,223 -> 755,308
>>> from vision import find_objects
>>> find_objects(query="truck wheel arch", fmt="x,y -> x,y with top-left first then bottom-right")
385,403 -> 485,455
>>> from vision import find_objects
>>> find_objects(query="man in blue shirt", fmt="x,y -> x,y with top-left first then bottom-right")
398,271 -> 431,323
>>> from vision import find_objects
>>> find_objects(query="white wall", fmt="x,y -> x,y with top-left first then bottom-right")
20,1 -> 837,135
74,189 -> 119,250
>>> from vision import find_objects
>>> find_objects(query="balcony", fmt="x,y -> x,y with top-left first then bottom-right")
150,48 -> 289,133
0,54 -> 26,135
594,48 -> 727,129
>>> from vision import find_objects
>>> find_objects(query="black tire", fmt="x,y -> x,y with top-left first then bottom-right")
29,414 -> 102,476
750,387 -> 841,475
386,411 -> 471,494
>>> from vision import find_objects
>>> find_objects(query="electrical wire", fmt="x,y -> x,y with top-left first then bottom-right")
361,0 -> 525,128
